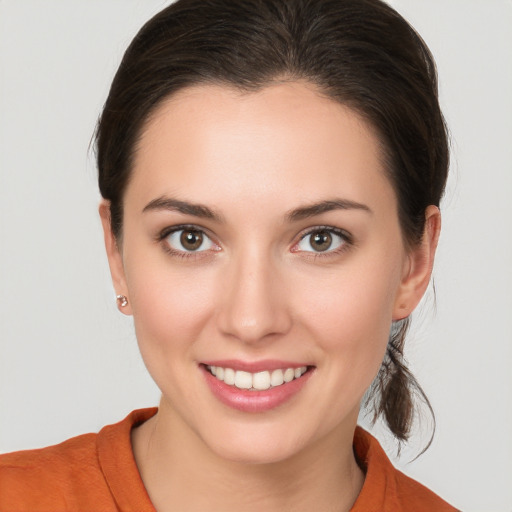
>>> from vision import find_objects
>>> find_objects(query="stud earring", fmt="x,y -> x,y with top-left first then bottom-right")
116,294 -> 129,307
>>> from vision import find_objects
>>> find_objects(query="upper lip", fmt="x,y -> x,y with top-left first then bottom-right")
201,359 -> 312,373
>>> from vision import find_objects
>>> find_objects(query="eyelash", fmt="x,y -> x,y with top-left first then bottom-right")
293,226 -> 353,259
157,224 -> 219,260
157,224 -> 353,260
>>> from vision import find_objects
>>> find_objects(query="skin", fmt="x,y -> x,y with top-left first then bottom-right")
100,82 -> 440,512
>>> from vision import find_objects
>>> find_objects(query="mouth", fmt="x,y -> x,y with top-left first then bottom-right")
205,364 -> 309,391
201,360 -> 315,412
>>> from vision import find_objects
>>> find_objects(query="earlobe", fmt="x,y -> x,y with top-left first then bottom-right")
99,200 -> 133,315
393,205 -> 441,320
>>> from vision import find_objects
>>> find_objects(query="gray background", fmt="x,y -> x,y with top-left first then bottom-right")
1,1 -> 511,510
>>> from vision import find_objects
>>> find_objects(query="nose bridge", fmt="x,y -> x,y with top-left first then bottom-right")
217,242 -> 291,343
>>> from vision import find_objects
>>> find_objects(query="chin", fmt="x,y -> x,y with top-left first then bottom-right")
199,421 -> 314,466
211,439 -> 301,466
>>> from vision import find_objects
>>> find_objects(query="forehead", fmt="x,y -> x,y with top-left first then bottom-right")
128,82 -> 395,215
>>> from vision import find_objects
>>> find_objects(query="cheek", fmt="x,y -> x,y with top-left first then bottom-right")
124,254 -> 218,360
295,269 -> 399,429
295,258 -> 401,370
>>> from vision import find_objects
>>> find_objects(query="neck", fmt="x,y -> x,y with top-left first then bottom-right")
132,402 -> 364,512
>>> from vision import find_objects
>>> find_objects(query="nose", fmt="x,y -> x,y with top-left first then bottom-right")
216,249 -> 292,344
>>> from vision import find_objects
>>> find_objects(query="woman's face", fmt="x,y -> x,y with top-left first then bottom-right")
103,82 -> 431,463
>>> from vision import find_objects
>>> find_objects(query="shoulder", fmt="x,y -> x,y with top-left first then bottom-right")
1,430 -> 98,471
352,427 -> 460,512
0,431 -> 114,510
390,465 -> 459,511
0,409 -> 157,511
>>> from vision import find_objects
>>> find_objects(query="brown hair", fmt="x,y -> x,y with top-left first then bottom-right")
95,0 -> 449,446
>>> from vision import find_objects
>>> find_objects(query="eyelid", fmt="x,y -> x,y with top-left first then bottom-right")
156,223 -> 352,258
158,224 -> 221,255
291,225 -> 353,254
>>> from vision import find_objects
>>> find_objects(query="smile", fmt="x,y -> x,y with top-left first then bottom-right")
206,365 -> 308,391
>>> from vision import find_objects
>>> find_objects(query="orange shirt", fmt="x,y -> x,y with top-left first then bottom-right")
0,408 -> 458,511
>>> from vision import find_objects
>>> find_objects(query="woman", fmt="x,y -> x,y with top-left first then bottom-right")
0,0 -> 458,510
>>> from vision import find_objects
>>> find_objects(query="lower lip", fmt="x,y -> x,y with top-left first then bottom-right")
202,365 -> 314,413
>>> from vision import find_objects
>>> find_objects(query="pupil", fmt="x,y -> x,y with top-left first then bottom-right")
181,230 -> 203,251
311,231 -> 332,252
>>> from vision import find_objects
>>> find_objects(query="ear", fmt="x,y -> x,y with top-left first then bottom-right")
99,200 -> 133,315
393,205 -> 441,320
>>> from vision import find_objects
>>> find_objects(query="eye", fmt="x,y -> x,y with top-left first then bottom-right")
164,228 -> 216,253
295,228 -> 348,253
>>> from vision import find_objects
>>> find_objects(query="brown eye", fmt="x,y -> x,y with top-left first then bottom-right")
180,229 -> 203,251
310,231 -> 332,252
296,228 -> 347,254
164,228 -> 216,253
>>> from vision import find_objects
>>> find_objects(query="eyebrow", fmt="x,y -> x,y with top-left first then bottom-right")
286,199 -> 372,222
142,196 -> 371,223
142,196 -> 224,222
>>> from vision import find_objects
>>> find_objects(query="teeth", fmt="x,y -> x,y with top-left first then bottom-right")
207,365 -> 307,391
271,369 -> 284,387
253,371 -> 270,390
224,368 -> 235,386
234,370 -> 252,389
283,368 -> 295,383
